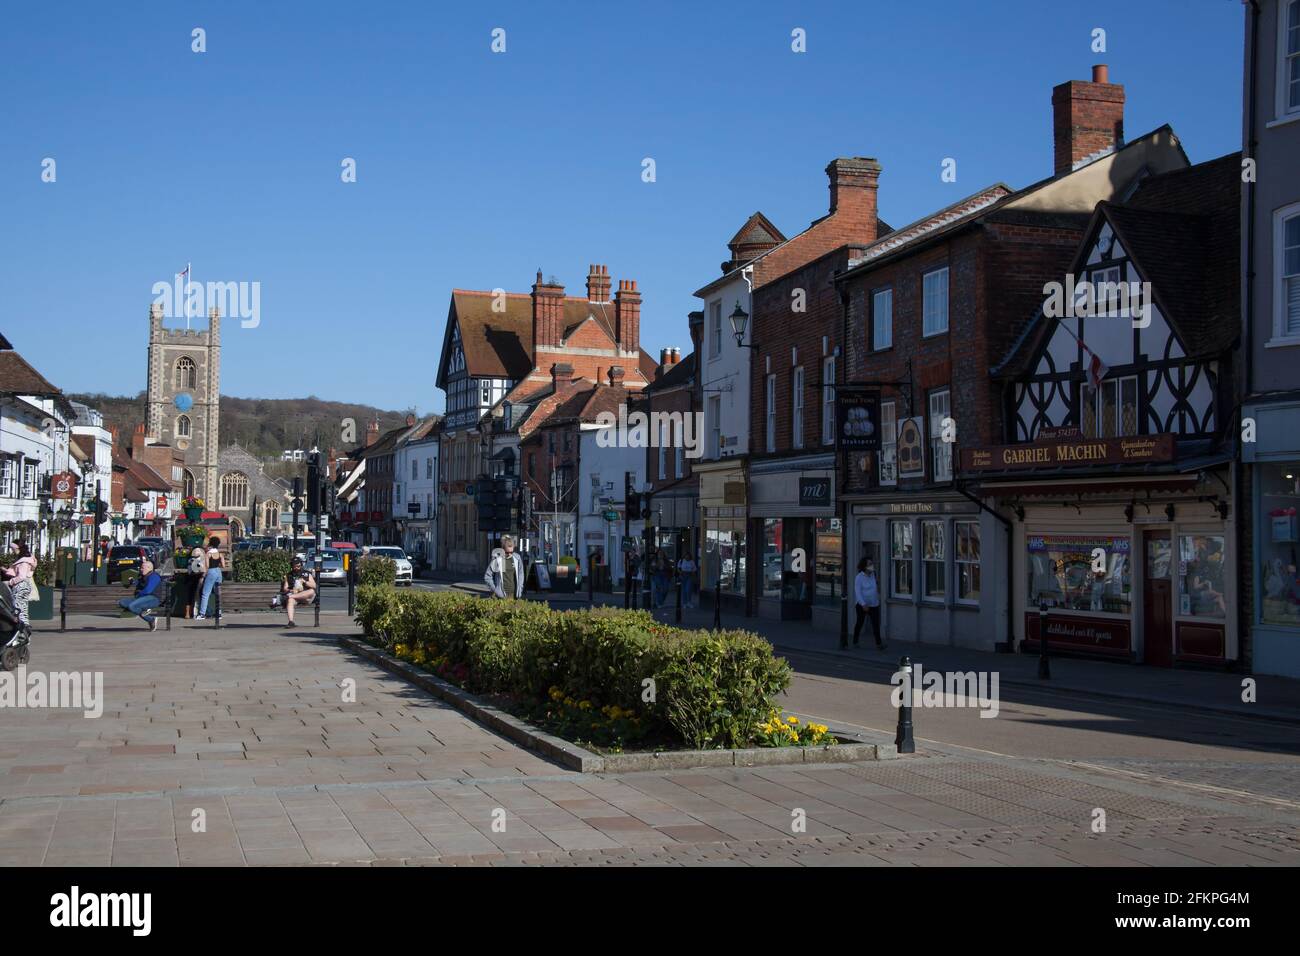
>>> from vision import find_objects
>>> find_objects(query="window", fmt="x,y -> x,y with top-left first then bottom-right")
0,460 -> 14,497
658,417 -> 668,480
709,396 -> 721,458
928,389 -> 952,482
427,457 -> 433,479
1259,463 -> 1300,626
175,415 -> 191,438
1282,0 -> 1300,114
1276,205 -> 1300,341
923,267 -> 949,336
174,356 -> 196,390
1179,534 -> 1227,619
220,472 -> 249,510
890,520 -> 913,597
765,374 -> 776,452
872,288 -> 893,350
183,469 -> 195,498
1027,534 -> 1132,614
814,517 -> 842,605
792,367 -> 805,448
710,301 -> 723,357
22,462 -> 36,498
761,518 -> 784,598
822,357 -> 836,445
955,521 -> 980,603
412,459 -> 418,480
1082,376 -> 1139,438
1089,265 -> 1125,318
675,439 -> 684,479
264,500 -> 279,528
922,519 -> 945,599
879,401 -> 897,486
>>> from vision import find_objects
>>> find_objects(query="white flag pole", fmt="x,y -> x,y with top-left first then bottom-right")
185,261 -> 192,330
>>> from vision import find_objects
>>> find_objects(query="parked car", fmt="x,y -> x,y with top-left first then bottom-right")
314,548 -> 346,586
367,546 -> 413,586
107,545 -> 149,583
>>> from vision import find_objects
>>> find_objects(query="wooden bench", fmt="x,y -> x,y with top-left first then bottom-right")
208,582 -> 321,628
60,579 -> 174,631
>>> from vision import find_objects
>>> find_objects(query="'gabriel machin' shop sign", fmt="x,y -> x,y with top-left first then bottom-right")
961,434 -> 1175,473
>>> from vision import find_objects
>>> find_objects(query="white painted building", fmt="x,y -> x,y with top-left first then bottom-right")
393,423 -> 440,569
70,402 -> 114,544
578,425 -> 646,588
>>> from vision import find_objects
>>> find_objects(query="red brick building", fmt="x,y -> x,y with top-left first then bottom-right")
835,66 -> 1190,652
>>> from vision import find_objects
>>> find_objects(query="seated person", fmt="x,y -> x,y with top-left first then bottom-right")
279,556 -> 317,628
118,560 -> 163,631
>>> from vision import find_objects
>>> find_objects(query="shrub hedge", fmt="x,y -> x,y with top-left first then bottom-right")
356,586 -> 792,750
232,549 -> 293,582
357,555 -> 396,587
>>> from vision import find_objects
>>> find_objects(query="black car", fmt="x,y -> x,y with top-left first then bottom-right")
107,545 -> 149,583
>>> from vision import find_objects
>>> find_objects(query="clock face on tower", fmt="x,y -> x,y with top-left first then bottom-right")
174,393 -> 194,413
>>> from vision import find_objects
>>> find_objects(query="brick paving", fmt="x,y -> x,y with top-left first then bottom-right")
1,614 -> 1298,867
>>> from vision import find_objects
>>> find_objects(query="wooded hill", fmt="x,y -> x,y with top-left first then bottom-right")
67,392 -> 414,459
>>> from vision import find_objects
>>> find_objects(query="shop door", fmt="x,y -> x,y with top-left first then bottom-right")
1143,530 -> 1173,666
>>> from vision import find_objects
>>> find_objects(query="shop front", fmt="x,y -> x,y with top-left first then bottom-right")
966,437 -> 1237,667
1243,398 -> 1300,677
846,495 -> 1005,652
697,459 -> 748,612
748,454 -> 840,629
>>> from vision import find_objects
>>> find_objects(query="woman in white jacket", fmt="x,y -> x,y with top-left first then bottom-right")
846,556 -> 884,650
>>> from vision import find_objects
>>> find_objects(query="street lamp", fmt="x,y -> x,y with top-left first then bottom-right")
728,301 -> 757,349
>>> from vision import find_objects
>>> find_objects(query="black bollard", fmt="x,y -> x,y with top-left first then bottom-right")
1037,598 -> 1051,679
895,656 -> 915,753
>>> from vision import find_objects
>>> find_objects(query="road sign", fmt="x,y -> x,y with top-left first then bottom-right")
407,501 -> 420,514
318,515 -> 329,530
602,509 -> 619,522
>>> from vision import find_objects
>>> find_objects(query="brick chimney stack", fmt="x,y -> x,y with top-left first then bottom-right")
607,366 -> 625,388
614,279 -> 641,353
366,418 -> 380,447
1052,64 -> 1125,176
130,423 -> 147,458
532,270 -> 566,349
550,362 -> 575,389
586,264 -> 611,303
825,157 -> 882,242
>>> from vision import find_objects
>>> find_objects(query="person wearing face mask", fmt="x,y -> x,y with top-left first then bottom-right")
847,556 -> 884,650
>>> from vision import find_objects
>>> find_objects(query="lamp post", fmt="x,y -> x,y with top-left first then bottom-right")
640,481 -> 654,612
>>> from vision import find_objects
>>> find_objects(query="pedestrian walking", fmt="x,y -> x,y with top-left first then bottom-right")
848,556 -> 884,650
194,536 -> 224,620
278,556 -> 317,627
118,559 -> 163,631
2,541 -> 37,632
483,534 -> 525,599
185,543 -> 205,617
651,549 -> 671,607
677,552 -> 698,608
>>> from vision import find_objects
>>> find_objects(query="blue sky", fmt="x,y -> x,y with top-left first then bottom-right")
0,0 -> 1244,414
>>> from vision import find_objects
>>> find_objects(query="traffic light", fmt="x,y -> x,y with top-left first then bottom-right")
307,455 -> 320,514
93,499 -> 108,524
626,492 -> 640,516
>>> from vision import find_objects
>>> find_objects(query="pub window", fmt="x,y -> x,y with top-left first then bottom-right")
922,519 -> 945,600
872,288 -> 893,350
879,401 -> 897,486
955,520 -> 980,603
890,519 -> 913,598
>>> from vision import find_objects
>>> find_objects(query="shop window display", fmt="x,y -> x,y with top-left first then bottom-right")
814,517 -> 842,605
891,520 -> 913,597
1027,534 -> 1131,614
1260,464 -> 1300,627
1178,534 -> 1226,618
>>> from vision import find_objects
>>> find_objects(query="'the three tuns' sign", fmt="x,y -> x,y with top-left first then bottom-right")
836,390 -> 881,452
961,434 -> 1175,472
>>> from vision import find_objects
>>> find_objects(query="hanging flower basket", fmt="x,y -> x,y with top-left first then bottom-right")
181,495 -> 206,522
179,522 -> 207,546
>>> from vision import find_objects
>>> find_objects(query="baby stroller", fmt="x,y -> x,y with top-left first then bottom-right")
1,580 -> 32,670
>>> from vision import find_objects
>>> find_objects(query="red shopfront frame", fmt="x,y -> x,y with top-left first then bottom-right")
1024,612 -> 1132,659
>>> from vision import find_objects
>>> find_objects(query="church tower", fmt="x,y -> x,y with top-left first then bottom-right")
145,303 -> 221,503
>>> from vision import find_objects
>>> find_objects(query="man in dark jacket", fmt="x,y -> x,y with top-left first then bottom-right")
119,559 -> 164,631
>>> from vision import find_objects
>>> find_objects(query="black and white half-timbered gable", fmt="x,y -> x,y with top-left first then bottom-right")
999,151 -> 1242,451
974,153 -> 1242,669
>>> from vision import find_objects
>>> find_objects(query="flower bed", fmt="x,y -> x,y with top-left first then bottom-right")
356,585 -> 822,752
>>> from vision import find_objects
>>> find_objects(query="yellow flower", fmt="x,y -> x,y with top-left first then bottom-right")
787,716 -> 799,725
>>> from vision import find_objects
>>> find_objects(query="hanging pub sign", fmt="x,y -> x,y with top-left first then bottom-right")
50,471 -> 78,499
897,417 -> 926,478
961,434 -> 1175,473
836,390 -> 881,452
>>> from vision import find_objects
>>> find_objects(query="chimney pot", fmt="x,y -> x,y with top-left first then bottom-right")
1092,63 -> 1108,83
